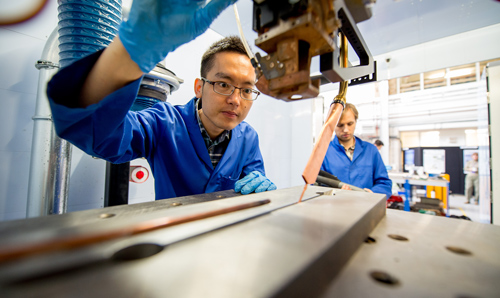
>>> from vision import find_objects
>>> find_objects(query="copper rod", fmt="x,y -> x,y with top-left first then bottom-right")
301,102 -> 344,185
299,32 -> 349,202
0,199 -> 271,264
298,184 -> 308,203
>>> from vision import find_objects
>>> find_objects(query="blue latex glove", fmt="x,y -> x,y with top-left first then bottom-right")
119,0 -> 238,73
235,171 -> 277,195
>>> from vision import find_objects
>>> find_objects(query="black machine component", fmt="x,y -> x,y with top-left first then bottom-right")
253,0 -> 310,33
104,162 -> 130,206
320,3 -> 377,86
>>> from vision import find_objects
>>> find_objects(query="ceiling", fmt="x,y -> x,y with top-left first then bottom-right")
210,0 -> 500,58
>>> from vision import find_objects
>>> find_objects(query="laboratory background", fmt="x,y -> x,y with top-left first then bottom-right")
1,0 -> 500,297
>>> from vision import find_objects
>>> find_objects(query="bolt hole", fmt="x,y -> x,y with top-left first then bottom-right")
99,213 -> 115,219
112,243 -> 164,262
365,236 -> 376,244
446,246 -> 472,256
370,270 -> 400,286
388,234 -> 408,241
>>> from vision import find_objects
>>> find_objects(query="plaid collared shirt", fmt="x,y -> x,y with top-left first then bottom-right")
341,140 -> 355,161
195,98 -> 231,168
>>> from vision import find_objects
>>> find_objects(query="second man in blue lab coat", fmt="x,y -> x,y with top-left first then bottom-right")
321,103 -> 392,198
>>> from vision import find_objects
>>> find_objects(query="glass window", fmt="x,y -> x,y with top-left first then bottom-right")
424,69 -> 446,89
399,74 -> 420,93
449,63 -> 476,85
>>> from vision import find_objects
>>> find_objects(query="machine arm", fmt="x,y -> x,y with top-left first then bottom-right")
252,0 -> 377,101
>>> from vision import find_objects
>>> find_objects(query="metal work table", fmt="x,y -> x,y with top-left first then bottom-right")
390,173 -> 450,214
0,186 -> 498,297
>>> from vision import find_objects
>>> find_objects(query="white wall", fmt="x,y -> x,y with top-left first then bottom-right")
0,1 -> 58,220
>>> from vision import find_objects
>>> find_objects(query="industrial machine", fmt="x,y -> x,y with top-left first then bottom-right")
1,186 -> 499,297
251,0 -> 377,100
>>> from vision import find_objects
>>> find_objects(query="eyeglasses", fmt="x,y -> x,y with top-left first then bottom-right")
201,78 -> 260,101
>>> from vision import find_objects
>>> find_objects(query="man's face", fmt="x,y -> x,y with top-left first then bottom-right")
472,153 -> 478,161
335,109 -> 357,143
194,52 -> 255,137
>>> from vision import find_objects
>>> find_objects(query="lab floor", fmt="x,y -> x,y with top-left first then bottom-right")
447,194 -> 484,223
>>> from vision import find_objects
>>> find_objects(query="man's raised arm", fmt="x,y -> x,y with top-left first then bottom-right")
78,37 -> 143,108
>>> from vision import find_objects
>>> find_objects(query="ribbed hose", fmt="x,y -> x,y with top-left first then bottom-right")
55,0 -> 123,208
57,0 -> 122,68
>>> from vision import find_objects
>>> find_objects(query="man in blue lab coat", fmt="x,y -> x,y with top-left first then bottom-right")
47,0 -> 276,200
321,103 -> 392,198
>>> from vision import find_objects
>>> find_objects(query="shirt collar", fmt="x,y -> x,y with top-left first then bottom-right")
339,138 -> 356,151
340,138 -> 356,160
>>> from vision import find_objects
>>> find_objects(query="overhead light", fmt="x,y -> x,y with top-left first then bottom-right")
427,72 -> 445,79
445,68 -> 473,78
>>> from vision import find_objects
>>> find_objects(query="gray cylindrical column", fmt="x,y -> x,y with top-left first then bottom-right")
27,27 -> 62,217
27,27 -> 74,217
51,135 -> 72,215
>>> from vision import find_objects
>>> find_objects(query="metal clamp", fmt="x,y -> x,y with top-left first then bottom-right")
32,115 -> 52,121
35,60 -> 60,70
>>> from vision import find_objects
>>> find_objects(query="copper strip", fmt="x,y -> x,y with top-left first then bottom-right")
0,199 -> 271,264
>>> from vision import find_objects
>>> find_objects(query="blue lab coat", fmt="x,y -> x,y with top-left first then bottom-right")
321,136 -> 392,198
47,51 -> 265,200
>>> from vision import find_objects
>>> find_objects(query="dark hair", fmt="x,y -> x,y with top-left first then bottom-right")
200,36 -> 248,77
374,140 -> 384,146
343,103 -> 359,121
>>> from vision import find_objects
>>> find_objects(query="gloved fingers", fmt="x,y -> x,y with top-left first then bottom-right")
240,175 -> 266,195
234,171 -> 259,192
255,179 -> 277,193
119,0 -> 238,73
254,179 -> 272,193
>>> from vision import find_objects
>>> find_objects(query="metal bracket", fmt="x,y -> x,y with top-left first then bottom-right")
320,1 -> 376,85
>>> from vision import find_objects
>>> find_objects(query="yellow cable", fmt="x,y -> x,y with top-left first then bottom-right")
458,207 -> 468,217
